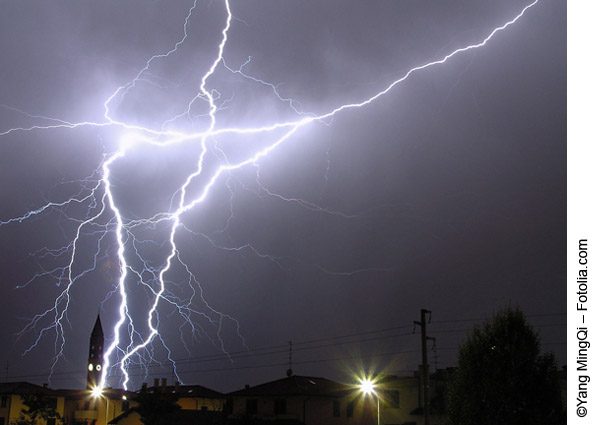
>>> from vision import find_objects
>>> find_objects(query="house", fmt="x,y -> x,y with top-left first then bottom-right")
108,379 -> 226,425
0,382 -> 65,425
226,374 -> 376,425
372,369 -> 452,425
61,387 -> 135,425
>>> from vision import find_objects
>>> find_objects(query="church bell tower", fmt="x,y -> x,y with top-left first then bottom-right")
87,314 -> 104,389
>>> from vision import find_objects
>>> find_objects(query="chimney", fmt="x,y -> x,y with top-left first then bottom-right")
245,384 -> 250,390
43,383 -> 48,389
175,381 -> 180,393
142,382 -> 147,391
154,378 -> 159,389
161,378 -> 167,393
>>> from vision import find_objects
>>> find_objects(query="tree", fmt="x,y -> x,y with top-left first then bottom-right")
12,392 -> 61,425
134,388 -> 181,425
446,306 -> 564,425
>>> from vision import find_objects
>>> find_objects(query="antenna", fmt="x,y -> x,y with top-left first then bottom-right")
428,336 -> 438,372
286,341 -> 293,377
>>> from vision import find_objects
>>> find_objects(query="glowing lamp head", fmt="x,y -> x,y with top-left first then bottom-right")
91,386 -> 103,398
359,378 -> 376,395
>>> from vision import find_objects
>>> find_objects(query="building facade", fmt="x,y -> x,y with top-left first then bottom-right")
226,375 -> 376,425
109,379 -> 226,425
0,382 -> 65,425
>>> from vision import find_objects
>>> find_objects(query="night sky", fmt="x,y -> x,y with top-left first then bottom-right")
0,0 -> 565,393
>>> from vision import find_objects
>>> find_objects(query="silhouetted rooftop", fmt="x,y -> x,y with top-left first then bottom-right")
227,375 -> 352,397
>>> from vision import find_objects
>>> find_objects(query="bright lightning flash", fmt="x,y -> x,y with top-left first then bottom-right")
0,0 -> 540,390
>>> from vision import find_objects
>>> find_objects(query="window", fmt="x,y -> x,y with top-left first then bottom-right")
1,395 -> 7,407
0,418 -> 5,425
333,400 -> 340,417
246,399 -> 258,415
384,390 -> 400,408
346,401 -> 354,418
274,399 -> 286,415
225,398 -> 233,415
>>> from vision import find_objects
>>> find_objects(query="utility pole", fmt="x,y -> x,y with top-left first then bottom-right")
414,309 -> 431,425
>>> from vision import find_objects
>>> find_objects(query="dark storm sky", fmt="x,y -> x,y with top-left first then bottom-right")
0,0 -> 565,393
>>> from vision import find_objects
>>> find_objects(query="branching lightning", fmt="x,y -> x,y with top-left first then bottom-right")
0,0 -> 540,389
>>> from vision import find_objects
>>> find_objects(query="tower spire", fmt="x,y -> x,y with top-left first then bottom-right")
87,313 -> 104,390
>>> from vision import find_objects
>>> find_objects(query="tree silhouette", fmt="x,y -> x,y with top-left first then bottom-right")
12,392 -> 61,425
134,389 -> 181,425
446,306 -> 564,425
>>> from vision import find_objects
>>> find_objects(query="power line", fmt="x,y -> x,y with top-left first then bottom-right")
4,311 -> 566,384
428,322 -> 566,335
432,312 -> 566,325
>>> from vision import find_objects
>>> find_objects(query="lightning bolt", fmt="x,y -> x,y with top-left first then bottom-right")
0,0 -> 540,390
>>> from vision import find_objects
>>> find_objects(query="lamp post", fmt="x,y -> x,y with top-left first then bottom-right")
91,387 -> 110,425
359,378 -> 380,425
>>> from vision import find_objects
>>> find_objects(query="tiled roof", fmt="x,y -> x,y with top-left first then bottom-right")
0,382 -> 61,396
140,384 -> 224,398
227,375 -> 352,397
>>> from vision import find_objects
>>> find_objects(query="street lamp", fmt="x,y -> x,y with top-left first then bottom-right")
91,387 -> 110,425
358,378 -> 380,425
